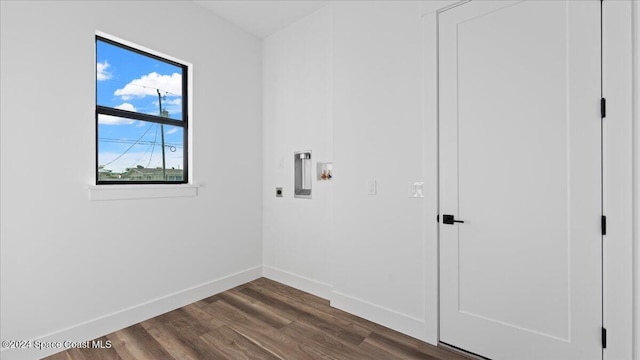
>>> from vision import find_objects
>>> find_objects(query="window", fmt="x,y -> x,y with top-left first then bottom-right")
96,35 -> 188,184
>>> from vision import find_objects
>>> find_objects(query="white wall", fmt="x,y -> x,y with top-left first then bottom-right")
0,1 -> 262,359
330,1 -> 429,340
263,1 -> 434,340
634,2 -> 639,358
262,6 -> 333,297
603,1 -> 636,358
261,0 -> 450,343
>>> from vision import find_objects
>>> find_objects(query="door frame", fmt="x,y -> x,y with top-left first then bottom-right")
421,1 -> 635,359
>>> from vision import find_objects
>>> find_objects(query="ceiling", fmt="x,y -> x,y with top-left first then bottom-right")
194,1 -> 329,38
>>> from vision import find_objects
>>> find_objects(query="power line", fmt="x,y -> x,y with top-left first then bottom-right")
146,124 -> 159,168
98,137 -> 182,148
131,124 -> 157,167
106,78 -> 181,97
99,82 -> 182,172
132,143 -> 153,166
101,123 -> 155,167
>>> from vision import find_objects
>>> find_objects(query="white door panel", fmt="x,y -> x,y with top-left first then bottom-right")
439,1 -> 602,359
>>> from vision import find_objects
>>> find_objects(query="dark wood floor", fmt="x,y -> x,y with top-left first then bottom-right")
45,278 -> 471,360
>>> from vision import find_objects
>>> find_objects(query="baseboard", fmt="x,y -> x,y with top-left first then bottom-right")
330,290 -> 427,342
262,265 -> 332,299
0,266 -> 262,360
261,267 -> 428,342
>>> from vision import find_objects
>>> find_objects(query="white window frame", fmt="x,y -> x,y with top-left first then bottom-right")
89,31 -> 196,201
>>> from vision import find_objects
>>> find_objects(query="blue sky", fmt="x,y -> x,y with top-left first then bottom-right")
97,39 -> 184,173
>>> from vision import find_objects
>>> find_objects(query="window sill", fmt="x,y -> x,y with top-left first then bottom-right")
88,184 -> 199,201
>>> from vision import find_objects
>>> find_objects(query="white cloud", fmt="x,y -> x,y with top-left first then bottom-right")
165,127 -> 178,135
152,98 -> 182,117
98,114 -> 134,125
115,103 -> 137,112
97,61 -> 112,81
114,72 -> 182,100
154,98 -> 181,106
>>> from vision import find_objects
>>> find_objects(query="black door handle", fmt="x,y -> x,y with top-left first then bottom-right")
442,214 -> 464,225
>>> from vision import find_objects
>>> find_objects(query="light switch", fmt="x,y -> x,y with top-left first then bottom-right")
415,182 -> 424,198
409,182 -> 424,198
367,180 -> 377,195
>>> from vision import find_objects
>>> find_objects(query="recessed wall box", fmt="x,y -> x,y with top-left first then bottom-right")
294,151 -> 312,199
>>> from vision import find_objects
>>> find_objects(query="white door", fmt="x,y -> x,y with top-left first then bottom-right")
438,1 -> 602,359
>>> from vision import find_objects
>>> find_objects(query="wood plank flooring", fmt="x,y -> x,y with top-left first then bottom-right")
44,278 -> 471,360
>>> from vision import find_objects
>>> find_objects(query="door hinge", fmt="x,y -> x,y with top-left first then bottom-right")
437,214 -> 439,222
601,98 -> 606,118
602,327 -> 607,349
602,215 -> 607,235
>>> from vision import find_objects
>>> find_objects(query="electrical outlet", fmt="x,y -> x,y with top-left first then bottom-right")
367,180 -> 377,195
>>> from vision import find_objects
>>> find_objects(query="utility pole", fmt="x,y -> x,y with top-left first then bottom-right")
157,89 -> 166,181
